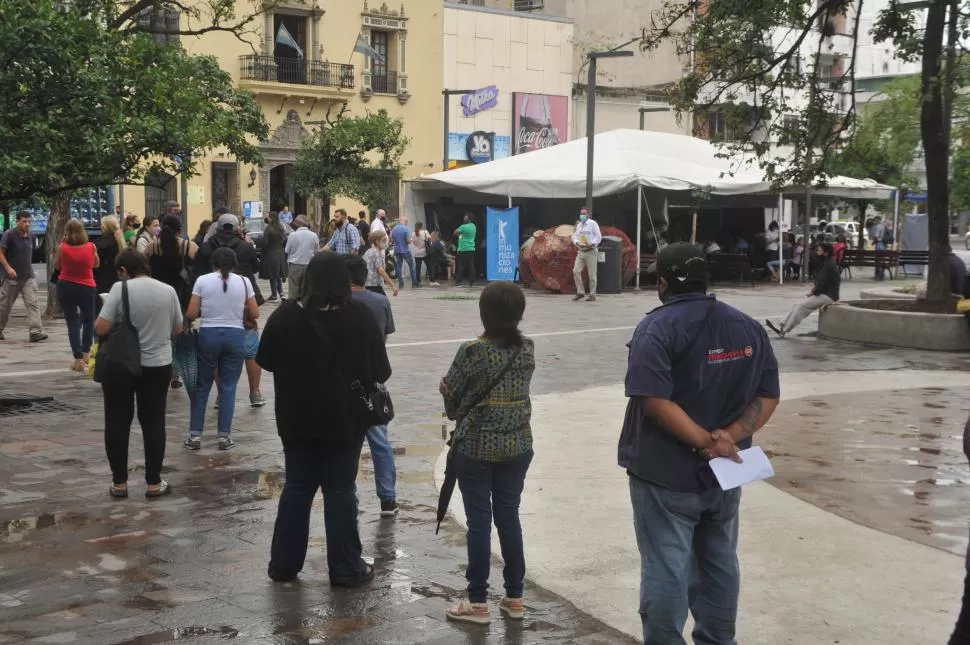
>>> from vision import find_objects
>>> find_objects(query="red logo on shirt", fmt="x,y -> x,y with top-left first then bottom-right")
707,346 -> 754,364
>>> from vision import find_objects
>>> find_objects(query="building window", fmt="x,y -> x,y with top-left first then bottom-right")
274,14 -> 309,84
378,170 -> 400,219
137,7 -> 181,45
370,31 -> 398,94
211,163 -> 240,216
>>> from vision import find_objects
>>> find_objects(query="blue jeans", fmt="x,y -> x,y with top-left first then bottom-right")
269,436 -> 367,584
395,251 -> 417,288
629,476 -> 741,645
456,451 -> 533,603
56,281 -> 95,359
875,241 -> 886,278
365,425 -> 397,501
191,327 -> 246,437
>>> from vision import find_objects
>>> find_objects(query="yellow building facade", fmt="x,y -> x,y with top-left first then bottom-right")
119,0 -> 443,234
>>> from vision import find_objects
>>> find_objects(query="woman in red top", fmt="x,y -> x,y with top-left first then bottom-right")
55,219 -> 100,371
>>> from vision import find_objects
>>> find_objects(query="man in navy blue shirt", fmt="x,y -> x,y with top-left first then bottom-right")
619,243 -> 780,645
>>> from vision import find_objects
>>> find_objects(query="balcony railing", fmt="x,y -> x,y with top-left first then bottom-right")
371,71 -> 398,94
239,55 -> 355,90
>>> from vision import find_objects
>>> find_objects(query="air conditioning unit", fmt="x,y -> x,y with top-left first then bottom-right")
514,0 -> 544,11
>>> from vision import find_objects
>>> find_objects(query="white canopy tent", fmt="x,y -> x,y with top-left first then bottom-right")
404,129 -> 897,287
409,129 -> 896,200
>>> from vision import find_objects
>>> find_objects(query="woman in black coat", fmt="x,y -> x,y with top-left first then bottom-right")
256,252 -> 391,587
259,211 -> 287,300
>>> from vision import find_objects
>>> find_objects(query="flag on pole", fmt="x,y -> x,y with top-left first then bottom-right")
353,33 -> 385,63
276,23 -> 304,58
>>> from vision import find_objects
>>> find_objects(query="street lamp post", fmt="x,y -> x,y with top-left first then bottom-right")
585,50 -> 634,215
442,89 -> 476,171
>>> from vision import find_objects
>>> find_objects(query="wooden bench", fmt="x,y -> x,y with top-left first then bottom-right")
708,253 -> 757,285
897,250 -> 930,277
840,249 -> 899,280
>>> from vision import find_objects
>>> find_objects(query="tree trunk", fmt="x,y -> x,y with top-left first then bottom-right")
43,191 -> 70,320
920,1 -> 951,304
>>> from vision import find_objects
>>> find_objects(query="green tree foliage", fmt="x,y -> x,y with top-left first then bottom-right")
0,0 -> 268,203
0,0 -> 269,316
640,0 -> 958,303
294,109 -> 409,211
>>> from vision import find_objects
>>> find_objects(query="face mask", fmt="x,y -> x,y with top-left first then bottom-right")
657,280 -> 668,304
151,226 -> 161,237
579,215 -> 588,223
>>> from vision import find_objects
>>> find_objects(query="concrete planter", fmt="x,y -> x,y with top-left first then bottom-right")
859,288 -> 915,301
819,300 -> 970,351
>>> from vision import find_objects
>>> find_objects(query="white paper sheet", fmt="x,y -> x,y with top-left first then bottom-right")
708,446 -> 775,490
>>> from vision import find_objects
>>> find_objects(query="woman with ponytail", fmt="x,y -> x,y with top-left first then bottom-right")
184,246 -> 257,451
438,282 -> 535,624
146,215 -> 198,390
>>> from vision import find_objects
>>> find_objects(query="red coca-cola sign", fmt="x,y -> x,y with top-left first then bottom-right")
512,93 -> 569,155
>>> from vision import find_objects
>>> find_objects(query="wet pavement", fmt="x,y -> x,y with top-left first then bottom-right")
4,274 -> 970,643
764,387 -> 970,556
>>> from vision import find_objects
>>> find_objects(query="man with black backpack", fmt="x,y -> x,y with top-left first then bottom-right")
618,243 -> 781,645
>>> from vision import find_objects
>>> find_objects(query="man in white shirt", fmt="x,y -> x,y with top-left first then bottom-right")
371,209 -> 387,235
284,216 -> 319,301
571,207 -> 603,302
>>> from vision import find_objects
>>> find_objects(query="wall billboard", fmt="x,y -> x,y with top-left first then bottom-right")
511,92 -> 568,155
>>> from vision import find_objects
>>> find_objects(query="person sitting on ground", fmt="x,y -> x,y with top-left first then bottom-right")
440,282 -> 536,625
766,243 -> 840,338
257,252 -> 390,587
345,254 -> 399,516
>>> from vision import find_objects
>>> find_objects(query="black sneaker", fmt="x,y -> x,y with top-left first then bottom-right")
0,331 -> 5,341
765,320 -> 786,338
380,499 -> 399,517
183,436 -> 201,451
218,436 -> 238,451
29,332 -> 48,342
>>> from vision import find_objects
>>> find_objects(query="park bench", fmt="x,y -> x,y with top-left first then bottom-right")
708,253 -> 757,286
840,249 -> 899,280
897,250 -> 930,277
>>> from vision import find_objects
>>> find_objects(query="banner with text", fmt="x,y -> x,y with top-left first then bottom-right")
486,207 -> 520,281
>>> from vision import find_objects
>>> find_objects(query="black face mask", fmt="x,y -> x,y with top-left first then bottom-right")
263,218 -> 269,224
657,280 -> 669,304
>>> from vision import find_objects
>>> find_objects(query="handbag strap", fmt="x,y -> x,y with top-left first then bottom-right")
456,344 -> 523,421
121,279 -> 132,326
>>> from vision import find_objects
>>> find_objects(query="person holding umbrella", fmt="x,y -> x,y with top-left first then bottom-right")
438,282 -> 535,625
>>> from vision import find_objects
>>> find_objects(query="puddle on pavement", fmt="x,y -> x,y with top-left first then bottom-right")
763,387 -> 970,556
116,626 -> 239,644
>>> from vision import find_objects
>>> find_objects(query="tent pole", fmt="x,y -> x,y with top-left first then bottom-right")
636,185 -> 642,290
508,195 -> 512,209
778,193 -> 784,285
892,187 -> 900,251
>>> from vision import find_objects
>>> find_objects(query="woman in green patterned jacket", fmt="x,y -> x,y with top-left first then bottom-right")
439,281 -> 535,626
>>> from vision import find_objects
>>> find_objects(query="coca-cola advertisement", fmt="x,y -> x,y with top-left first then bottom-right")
512,93 -> 568,155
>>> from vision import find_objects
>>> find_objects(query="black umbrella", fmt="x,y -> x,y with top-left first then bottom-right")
435,443 -> 458,535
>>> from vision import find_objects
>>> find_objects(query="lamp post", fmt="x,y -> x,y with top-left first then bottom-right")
638,104 -> 671,130
442,89 -> 476,171
585,49 -> 634,215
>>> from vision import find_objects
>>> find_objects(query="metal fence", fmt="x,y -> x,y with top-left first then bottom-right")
240,56 -> 355,89
371,71 -> 398,95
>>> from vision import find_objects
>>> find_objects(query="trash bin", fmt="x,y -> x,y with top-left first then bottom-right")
597,236 -> 623,294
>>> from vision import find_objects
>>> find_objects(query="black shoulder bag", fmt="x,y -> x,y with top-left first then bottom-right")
94,280 -> 141,383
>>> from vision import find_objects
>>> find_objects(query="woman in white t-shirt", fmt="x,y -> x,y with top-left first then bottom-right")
184,247 -> 259,451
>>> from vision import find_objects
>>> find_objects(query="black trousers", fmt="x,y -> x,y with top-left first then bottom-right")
414,256 -> 430,283
101,364 -> 172,485
456,251 -> 476,285
269,435 -> 367,584
952,542 -> 970,644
